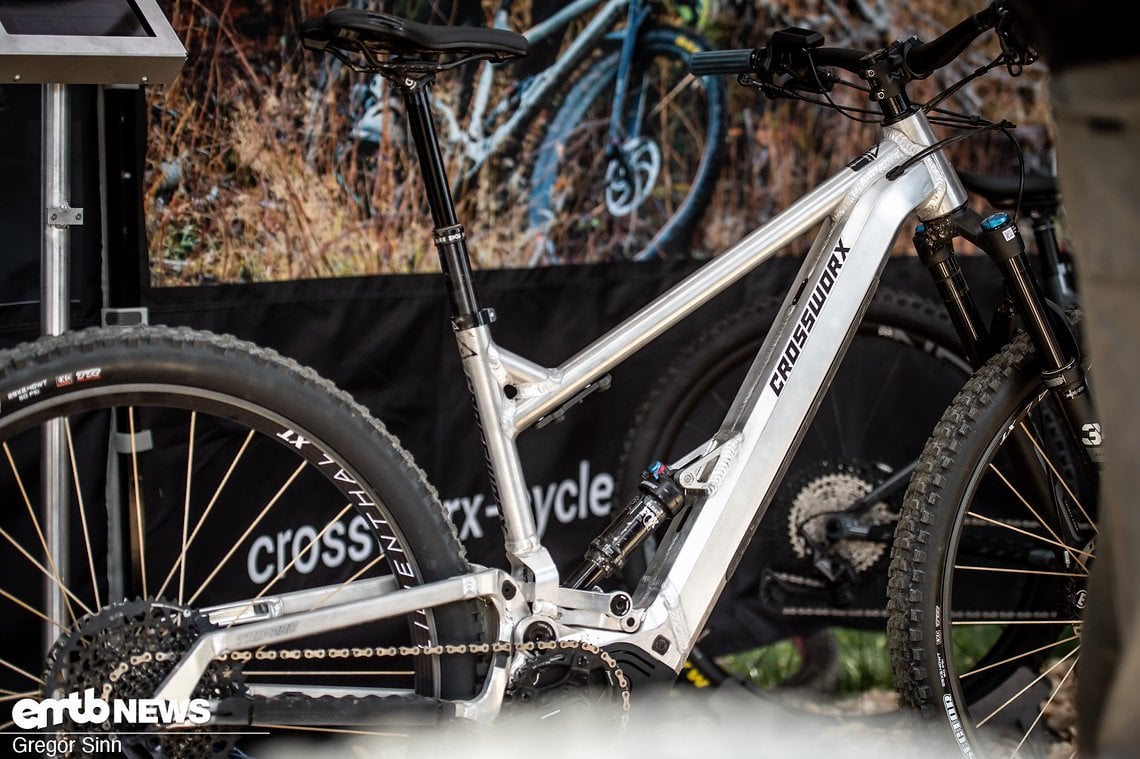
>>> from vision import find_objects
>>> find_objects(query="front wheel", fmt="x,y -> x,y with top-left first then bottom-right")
887,332 -> 1097,758
0,327 -> 485,755
528,26 -> 727,263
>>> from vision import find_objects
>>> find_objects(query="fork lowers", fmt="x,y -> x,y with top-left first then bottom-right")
565,463 -> 686,590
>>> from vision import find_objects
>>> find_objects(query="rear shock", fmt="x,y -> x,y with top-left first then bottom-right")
566,462 -> 686,590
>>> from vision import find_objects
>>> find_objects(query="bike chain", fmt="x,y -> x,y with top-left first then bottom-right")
221,638 -> 633,715
763,570 -> 1059,621
761,569 -> 886,619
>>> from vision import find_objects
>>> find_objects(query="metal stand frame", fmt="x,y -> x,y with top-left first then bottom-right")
1,0 -> 186,656
41,83 -> 77,652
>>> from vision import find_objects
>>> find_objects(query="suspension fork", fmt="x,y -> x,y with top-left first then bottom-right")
1031,212 -> 1079,310
919,206 -> 1100,545
962,209 -> 1099,453
914,215 -> 993,370
605,0 -> 654,172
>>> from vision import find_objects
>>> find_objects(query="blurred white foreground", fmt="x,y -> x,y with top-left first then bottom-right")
241,680 -> 966,759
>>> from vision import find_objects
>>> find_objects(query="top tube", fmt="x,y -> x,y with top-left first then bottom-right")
522,0 -> 607,44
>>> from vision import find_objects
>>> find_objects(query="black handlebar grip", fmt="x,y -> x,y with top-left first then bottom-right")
905,3 -> 1000,77
689,48 -> 757,76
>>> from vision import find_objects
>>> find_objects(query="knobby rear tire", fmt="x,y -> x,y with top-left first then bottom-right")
0,326 -> 485,754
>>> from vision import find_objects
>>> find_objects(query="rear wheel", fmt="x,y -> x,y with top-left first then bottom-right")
0,327 -> 485,755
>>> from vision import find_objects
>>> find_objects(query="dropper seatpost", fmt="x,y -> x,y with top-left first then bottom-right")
399,75 -> 490,330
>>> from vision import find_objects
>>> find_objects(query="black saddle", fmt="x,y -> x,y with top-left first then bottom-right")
300,8 -> 528,69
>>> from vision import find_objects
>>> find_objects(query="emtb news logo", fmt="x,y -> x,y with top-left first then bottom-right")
11,688 -> 211,729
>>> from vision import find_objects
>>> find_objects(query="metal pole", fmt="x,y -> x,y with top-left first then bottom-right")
42,82 -> 76,654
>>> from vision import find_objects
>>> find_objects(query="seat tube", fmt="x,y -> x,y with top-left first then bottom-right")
396,74 -> 560,591
399,75 -> 488,329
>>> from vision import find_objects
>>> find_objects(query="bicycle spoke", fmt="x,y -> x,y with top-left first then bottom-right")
256,502 -> 355,597
221,502 -> 356,629
187,460 -> 308,605
974,646 -> 1078,729
156,428 -> 256,600
0,657 -> 44,686
179,411 -> 197,603
953,564 -> 1087,579
63,418 -> 101,611
1017,420 -> 1096,532
0,587 -> 63,631
965,510 -> 1094,562
988,462 -> 1088,572
958,633 -> 1079,680
4,441 -> 79,627
1011,655 -> 1078,757
0,523 -> 91,619
0,690 -> 40,702
128,407 -> 149,599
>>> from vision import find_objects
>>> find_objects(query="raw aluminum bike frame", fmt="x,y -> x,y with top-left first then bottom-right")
157,109 -> 968,716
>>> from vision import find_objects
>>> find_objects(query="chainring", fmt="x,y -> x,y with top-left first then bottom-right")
505,641 -> 630,728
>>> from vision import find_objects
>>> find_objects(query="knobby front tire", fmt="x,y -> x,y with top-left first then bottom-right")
0,326 -> 485,754
887,332 -> 1096,758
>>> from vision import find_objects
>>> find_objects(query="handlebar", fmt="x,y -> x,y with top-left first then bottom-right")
688,1 -> 1014,100
903,3 -> 1001,78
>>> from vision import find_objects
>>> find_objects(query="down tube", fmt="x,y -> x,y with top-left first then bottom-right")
631,164 -> 937,667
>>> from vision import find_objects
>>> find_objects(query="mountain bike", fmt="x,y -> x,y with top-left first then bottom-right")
310,0 -> 727,264
616,169 -> 1074,703
0,4 -> 1095,758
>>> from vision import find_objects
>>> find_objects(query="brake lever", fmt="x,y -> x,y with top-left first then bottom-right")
764,27 -> 835,94
995,6 -> 1039,75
